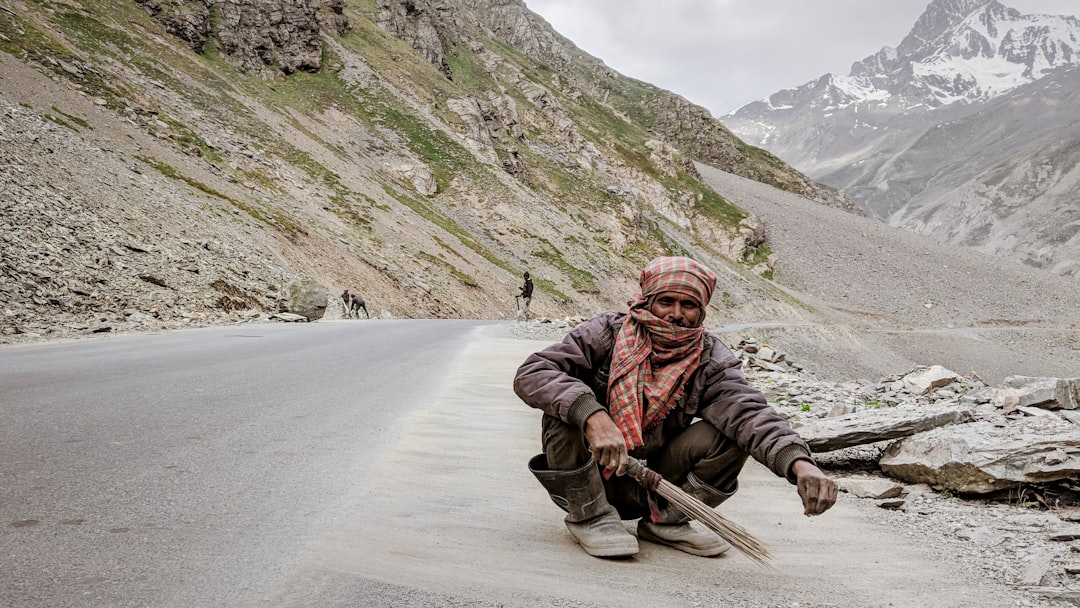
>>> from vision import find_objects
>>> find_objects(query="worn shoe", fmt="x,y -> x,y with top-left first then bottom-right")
528,454 -> 639,558
637,520 -> 730,557
566,512 -> 639,558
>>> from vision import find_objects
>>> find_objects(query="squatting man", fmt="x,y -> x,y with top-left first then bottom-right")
514,256 -> 838,557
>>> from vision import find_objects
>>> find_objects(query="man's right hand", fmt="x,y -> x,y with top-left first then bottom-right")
584,410 -> 628,475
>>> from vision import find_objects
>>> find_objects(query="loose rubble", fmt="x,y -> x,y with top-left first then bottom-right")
737,336 -> 1080,603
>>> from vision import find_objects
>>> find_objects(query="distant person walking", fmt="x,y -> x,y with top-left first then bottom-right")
341,289 -> 369,319
517,271 -> 535,320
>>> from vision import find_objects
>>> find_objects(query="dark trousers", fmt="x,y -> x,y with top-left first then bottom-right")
541,414 -> 748,520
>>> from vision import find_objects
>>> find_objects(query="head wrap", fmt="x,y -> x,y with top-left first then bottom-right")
633,256 -> 717,310
606,257 -> 716,449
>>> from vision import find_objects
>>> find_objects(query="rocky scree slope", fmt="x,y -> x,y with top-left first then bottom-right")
0,0 -> 837,344
698,163 -> 1080,386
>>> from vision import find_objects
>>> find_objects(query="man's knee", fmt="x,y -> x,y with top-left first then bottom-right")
541,414 -> 591,470
663,421 -> 748,492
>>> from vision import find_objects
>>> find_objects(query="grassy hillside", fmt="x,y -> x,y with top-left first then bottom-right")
0,0 -> 804,341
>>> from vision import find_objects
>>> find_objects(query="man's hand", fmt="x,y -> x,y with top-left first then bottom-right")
792,459 -> 838,516
583,411 -> 628,476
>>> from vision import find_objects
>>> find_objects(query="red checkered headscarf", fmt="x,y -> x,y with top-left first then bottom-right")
607,257 -> 718,449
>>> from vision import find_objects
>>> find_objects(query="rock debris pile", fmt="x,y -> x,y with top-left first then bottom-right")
735,337 -> 1080,603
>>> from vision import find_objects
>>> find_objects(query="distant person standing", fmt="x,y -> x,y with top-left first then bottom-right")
518,271 -> 535,320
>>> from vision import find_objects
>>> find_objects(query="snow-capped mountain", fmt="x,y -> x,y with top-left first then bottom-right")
853,0 -> 1079,105
722,0 -> 1080,274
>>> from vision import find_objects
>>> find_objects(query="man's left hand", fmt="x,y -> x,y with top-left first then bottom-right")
791,460 -> 838,516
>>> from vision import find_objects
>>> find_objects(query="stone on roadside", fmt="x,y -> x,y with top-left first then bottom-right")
995,376 -> 1080,412
902,365 -> 960,394
281,277 -> 327,321
837,476 -> 905,499
795,404 -> 974,452
880,420 -> 1080,493
270,312 -> 308,322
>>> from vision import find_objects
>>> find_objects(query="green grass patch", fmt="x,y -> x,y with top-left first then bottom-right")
534,277 -> 571,304
743,244 -> 772,266
43,113 -> 76,131
434,236 -> 468,261
254,51 -> 478,193
380,181 -> 513,275
450,267 -> 479,287
156,115 -> 223,163
376,101 -> 473,190
649,225 -> 690,258
0,9 -> 127,111
138,155 -> 305,239
444,43 -> 495,93
50,106 -> 91,130
419,251 -> 480,288
335,7 -> 453,105
533,238 -> 598,294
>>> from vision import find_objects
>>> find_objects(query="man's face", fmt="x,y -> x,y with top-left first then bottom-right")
649,291 -> 702,328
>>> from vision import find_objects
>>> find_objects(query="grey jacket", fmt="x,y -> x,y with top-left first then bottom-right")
513,311 -> 813,482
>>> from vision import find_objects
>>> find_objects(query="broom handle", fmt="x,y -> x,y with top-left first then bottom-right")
624,456 -> 662,490
625,457 -> 776,568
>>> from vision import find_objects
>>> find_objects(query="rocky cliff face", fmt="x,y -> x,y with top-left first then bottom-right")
0,0 -> 832,343
135,0 -> 350,75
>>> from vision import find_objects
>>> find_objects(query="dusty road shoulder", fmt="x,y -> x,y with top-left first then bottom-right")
292,330 -> 1043,608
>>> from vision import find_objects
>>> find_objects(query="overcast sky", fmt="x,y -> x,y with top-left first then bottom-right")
523,0 -> 1079,116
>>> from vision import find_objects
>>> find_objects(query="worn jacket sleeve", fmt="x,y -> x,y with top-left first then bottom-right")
513,313 -> 616,428
697,348 -> 814,483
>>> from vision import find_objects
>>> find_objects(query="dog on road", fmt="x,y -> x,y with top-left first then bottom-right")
341,289 -> 369,319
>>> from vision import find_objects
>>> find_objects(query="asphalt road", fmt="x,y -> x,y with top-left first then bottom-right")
0,320 -> 1040,607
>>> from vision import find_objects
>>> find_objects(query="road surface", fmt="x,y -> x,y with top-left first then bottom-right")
0,320 -> 1034,607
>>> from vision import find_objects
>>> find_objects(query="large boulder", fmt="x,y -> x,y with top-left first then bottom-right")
901,365 -> 961,394
879,420 -> 1080,494
282,277 -> 328,320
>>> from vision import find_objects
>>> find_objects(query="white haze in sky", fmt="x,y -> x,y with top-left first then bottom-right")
524,0 -> 1080,115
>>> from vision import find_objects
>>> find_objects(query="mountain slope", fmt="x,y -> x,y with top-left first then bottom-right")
696,163 -> 1080,384
722,0 -> 1080,274
869,66 -> 1080,275
6,0 -> 1077,388
0,0 -> 835,342
725,0 -> 1080,175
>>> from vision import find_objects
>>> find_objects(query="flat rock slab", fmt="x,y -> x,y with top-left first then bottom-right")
795,405 -> 974,452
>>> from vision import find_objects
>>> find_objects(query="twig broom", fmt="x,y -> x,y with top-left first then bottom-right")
625,456 -> 775,568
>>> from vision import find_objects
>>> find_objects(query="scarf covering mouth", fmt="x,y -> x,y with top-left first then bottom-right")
607,257 -> 717,449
